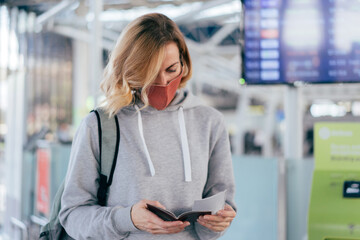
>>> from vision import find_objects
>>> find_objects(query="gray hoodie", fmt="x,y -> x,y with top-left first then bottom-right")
59,89 -> 236,240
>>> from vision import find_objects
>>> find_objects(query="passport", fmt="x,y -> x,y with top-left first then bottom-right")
146,204 -> 211,222
146,190 -> 226,222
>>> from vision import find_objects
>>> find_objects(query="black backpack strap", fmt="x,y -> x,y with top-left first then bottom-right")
91,108 -> 120,206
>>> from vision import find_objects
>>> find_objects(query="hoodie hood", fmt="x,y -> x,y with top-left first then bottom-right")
128,88 -> 202,113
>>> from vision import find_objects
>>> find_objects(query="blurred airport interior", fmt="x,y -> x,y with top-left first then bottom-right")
0,0 -> 360,239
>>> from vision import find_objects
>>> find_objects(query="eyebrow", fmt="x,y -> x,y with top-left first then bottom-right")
166,62 -> 179,70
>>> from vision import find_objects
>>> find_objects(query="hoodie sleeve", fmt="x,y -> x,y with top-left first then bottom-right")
194,115 -> 237,240
59,114 -> 138,239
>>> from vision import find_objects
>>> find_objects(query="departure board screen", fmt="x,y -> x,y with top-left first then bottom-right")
243,0 -> 360,84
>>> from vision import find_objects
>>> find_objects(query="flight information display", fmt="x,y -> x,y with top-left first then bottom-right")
243,0 -> 360,84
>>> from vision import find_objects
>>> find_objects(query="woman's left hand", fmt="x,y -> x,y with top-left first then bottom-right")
197,204 -> 236,232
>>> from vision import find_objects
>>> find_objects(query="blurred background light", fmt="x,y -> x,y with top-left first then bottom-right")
310,101 -> 347,117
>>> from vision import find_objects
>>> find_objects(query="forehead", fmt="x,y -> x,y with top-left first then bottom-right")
162,42 -> 179,63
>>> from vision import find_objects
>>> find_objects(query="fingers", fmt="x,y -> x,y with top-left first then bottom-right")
224,204 -> 234,210
141,221 -> 189,234
145,208 -> 189,231
136,219 -> 186,234
199,215 -> 232,225
138,210 -> 185,230
196,205 -> 236,232
205,205 -> 236,222
143,221 -> 190,234
217,206 -> 236,219
200,215 -> 233,223
147,226 -> 186,234
150,217 -> 185,230
131,199 -> 190,235
197,216 -> 230,232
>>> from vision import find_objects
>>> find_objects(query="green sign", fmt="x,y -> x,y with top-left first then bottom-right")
314,122 -> 360,171
309,122 -> 360,240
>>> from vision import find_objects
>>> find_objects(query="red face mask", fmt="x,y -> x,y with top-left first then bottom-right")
147,70 -> 183,110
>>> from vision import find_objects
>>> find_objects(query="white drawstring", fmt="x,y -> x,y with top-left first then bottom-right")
134,105 -> 192,181
178,107 -> 192,182
135,106 -> 155,177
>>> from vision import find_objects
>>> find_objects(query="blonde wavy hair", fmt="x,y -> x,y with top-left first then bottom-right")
100,13 -> 192,117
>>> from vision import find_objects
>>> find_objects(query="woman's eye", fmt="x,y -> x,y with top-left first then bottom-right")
167,68 -> 177,73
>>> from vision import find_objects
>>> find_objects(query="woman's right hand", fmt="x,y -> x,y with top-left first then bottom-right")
130,200 -> 190,234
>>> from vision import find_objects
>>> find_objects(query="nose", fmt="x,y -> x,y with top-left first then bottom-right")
155,72 -> 168,85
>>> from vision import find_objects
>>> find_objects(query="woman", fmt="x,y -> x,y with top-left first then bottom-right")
59,13 -> 236,239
